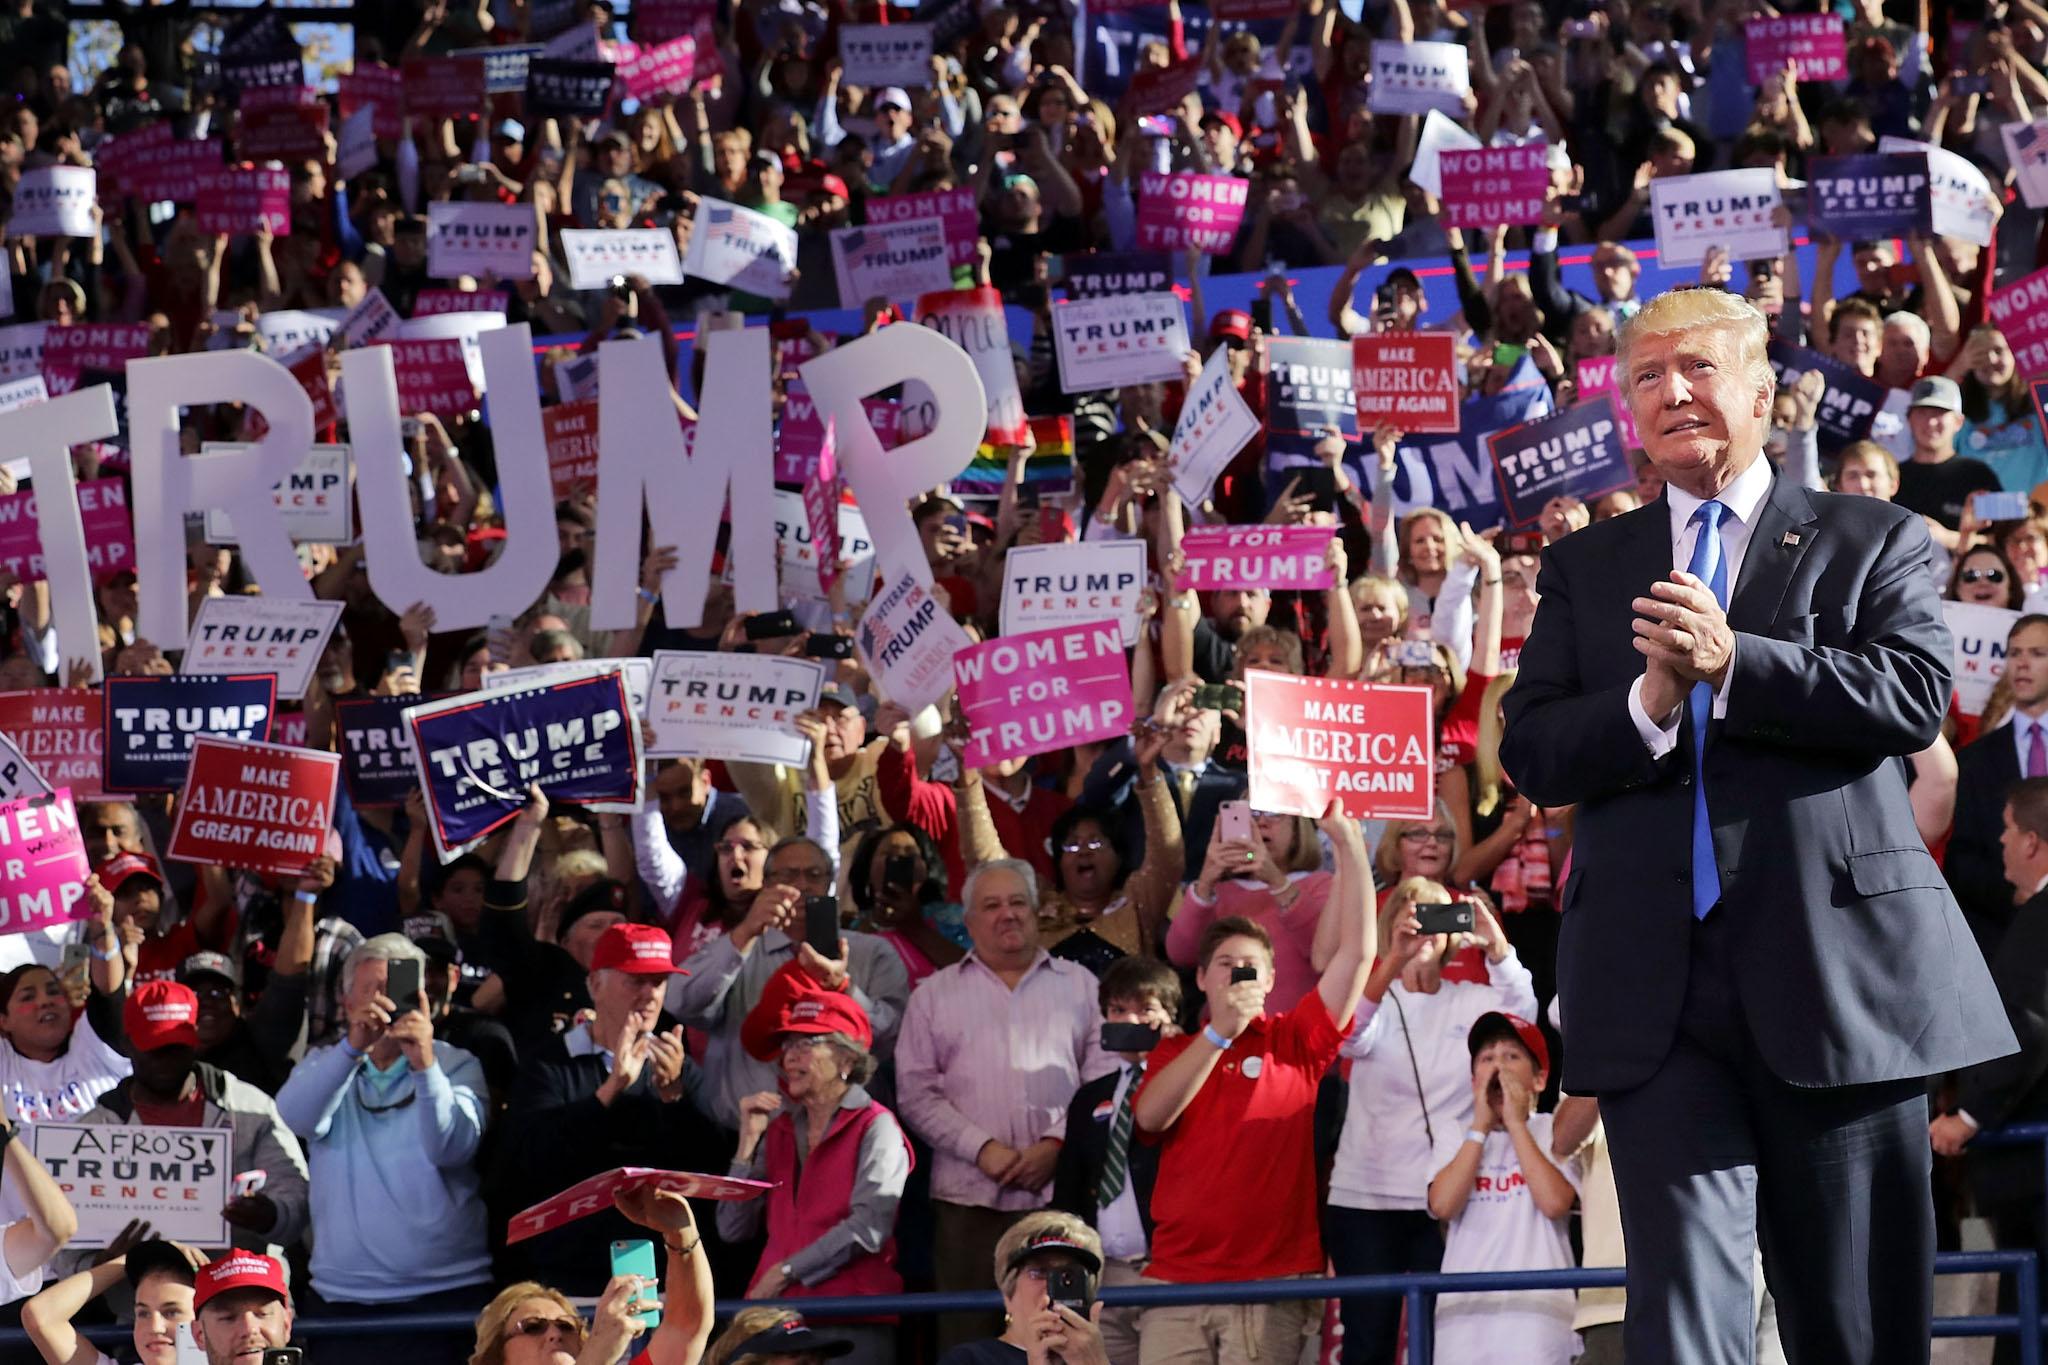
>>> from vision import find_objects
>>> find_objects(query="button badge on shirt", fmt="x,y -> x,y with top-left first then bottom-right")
1242,1056 -> 1262,1079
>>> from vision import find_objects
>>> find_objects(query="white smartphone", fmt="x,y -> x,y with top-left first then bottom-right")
176,1324 -> 209,1365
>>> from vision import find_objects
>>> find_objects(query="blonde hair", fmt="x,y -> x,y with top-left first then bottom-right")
469,1283 -> 580,1365
1380,875 -> 1450,938
1473,672 -> 1518,818
1350,573 -> 1410,635
1615,288 -> 1774,399
993,1211 -> 1103,1297
1374,801 -> 1463,886
704,1307 -> 802,1365
1397,508 -> 1463,586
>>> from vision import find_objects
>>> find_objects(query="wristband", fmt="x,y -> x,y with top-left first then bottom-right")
0,1119 -> 13,1149
91,944 -> 121,962
637,587 -> 660,605
295,889 -> 320,905
1465,1128 -> 1488,1146
1201,1024 -> 1233,1051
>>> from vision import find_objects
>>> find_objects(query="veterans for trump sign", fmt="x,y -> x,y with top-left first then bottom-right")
182,596 -> 344,701
1245,672 -> 1434,820
1488,395 -> 1631,528
1650,168 -> 1786,266
31,1124 -> 234,1248
1176,525 -> 1333,592
858,569 -> 973,713
954,621 -> 1133,767
683,199 -> 799,298
1353,333 -> 1458,434
830,218 -> 955,309
166,737 -> 339,878
646,651 -> 825,765
0,789 -> 92,937
867,189 -> 979,267
1052,293 -> 1189,392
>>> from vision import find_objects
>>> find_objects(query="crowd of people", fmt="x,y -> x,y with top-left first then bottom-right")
0,0 -> 2047,1361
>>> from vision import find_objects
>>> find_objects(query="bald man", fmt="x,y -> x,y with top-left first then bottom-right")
1500,288 -> 2014,1365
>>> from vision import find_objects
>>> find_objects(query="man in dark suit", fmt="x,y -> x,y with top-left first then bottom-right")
1052,957 -> 1180,1365
1949,614 -> 2048,958
1500,288 -> 2015,1365
1933,777 -> 2048,1365
1082,677 -> 1246,882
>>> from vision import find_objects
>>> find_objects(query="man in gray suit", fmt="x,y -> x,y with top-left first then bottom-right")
1501,287 -> 2015,1364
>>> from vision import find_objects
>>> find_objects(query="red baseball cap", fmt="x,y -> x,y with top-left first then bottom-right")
742,962 -> 874,1060
1209,309 -> 1254,342
125,980 -> 201,1051
97,850 -> 165,894
589,923 -> 686,977
1467,1010 -> 1550,1074
193,1251 -> 289,1310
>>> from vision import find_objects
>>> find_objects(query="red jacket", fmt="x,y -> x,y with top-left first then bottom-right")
759,1100 -> 908,1305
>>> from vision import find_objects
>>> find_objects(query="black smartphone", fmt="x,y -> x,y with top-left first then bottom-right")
744,611 -> 801,640
1249,298 -> 1274,335
805,633 -> 854,659
1229,964 -> 1259,984
1372,281 -> 1398,318
385,649 -> 413,675
884,853 -> 917,892
1101,1021 -> 1162,1052
1292,463 -> 1339,511
804,894 -> 842,958
1046,1265 -> 1091,1315
262,1351 -> 305,1365
384,958 -> 423,1016
1414,902 -> 1475,936
1193,683 -> 1244,712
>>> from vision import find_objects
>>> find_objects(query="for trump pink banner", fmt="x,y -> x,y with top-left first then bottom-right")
0,477 -> 134,584
1136,173 -> 1251,254
42,325 -> 151,376
621,35 -> 696,100
1991,266 -> 2048,378
954,622 -> 1134,766
1175,525 -> 1334,592
389,339 -> 478,415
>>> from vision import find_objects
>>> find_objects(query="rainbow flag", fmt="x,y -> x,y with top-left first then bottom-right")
953,415 -> 1076,499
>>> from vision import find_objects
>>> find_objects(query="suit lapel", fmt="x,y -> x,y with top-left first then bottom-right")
1727,473 -> 1817,633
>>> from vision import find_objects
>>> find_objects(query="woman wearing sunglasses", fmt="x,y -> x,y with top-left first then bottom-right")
467,1186 -> 712,1365
1949,544 -> 2026,611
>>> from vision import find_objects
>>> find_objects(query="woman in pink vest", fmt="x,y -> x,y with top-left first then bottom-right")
721,963 -> 912,1365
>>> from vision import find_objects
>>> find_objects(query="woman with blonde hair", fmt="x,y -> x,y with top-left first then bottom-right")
703,1307 -> 859,1365
937,1211 -> 1110,1365
1350,573 -> 1410,677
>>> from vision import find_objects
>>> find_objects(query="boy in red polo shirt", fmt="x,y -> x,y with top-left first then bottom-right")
1131,807 -> 1376,1364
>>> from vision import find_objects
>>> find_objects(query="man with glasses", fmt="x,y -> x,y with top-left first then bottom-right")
668,836 -> 909,1131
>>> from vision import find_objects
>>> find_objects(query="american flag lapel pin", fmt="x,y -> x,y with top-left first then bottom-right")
1781,531 -> 1802,547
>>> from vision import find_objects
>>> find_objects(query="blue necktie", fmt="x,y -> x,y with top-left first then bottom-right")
1686,501 -> 1730,919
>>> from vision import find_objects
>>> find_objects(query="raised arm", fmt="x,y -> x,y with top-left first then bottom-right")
1313,806 -> 1377,1027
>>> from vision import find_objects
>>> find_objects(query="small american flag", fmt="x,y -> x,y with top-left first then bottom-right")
707,206 -> 733,225
842,230 -> 866,253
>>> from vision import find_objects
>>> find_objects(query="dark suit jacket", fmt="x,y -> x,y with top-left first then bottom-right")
1052,1067 -> 1157,1247
1959,891 -> 2048,1206
1949,727 -> 2025,959
1082,740 -> 1247,884
1499,472 -> 2015,1093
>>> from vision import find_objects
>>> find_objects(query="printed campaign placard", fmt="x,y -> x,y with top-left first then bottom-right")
560,228 -> 687,289
526,58 -> 618,116
1766,340 -> 1890,452
1353,333 -> 1458,434
336,694 -> 422,807
415,289 -> 511,317
1880,136 -> 1998,248
2006,118 -> 2048,209
399,310 -> 507,394
831,218 -> 955,309
507,1167 -> 773,1245
546,400 -> 601,500
955,622 -> 1132,767
1992,268 -> 2048,378
31,1125 -> 233,1248
7,167 -> 96,238
1267,336 -> 1360,458
1001,541 -> 1148,646
1245,672 -> 1434,820
406,672 -> 642,857
455,42 -> 546,93
0,734 -> 52,802
338,65 -> 405,139
166,737 -> 339,877
777,383 -> 897,484
1170,345 -> 1262,508
868,189 -> 979,267
483,659 -> 656,723
1439,144 -> 1548,229
194,167 -> 291,237
619,35 -> 697,100
1573,356 -> 1643,450
1367,41 -> 1471,116
1063,251 -> 1172,299
1488,395 -> 1631,528
858,569 -> 973,712
238,94 -> 328,162
915,286 -> 1031,444
255,309 -> 340,356
1135,173 -> 1251,254
840,23 -> 934,87
1650,168 -> 1786,267
1052,293 -> 1189,393
1807,152 -> 1931,239
645,651 -> 825,764
1945,600 -> 2019,718
1177,524 -> 1333,592
427,201 -> 538,280
182,597 -> 345,701
1126,55 -> 1203,115
337,287 -> 403,349
0,790 -> 91,937
102,675 -> 277,795
683,199 -> 799,298
390,338 -> 478,415
768,489 -> 874,604
0,690 -> 105,803
0,477 -> 134,584
43,325 -> 151,376
200,444 -> 353,546
803,420 -> 842,595
1744,14 -> 1846,84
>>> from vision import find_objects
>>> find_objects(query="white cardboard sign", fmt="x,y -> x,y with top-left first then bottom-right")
1000,540 -> 1148,646
1649,168 -> 1787,267
1170,345 -> 1261,508
200,444 -> 354,545
560,228 -> 687,290
182,596 -> 346,700
1052,293 -> 1190,393
646,651 -> 825,764
427,200 -> 539,280
682,199 -> 799,299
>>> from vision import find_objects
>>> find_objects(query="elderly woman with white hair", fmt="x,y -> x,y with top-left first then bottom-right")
274,932 -> 494,1357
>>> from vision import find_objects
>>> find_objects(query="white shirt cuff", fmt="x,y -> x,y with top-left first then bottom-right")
1628,674 -> 1682,758
1957,1109 -> 1982,1134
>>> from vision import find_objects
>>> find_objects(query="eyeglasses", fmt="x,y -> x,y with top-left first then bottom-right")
509,1315 -> 585,1340
771,865 -> 834,886
1401,829 -> 1456,844
1060,839 -> 1109,855
1962,568 -> 2008,585
715,841 -> 768,857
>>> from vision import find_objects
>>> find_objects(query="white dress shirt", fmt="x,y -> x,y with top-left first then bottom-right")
1627,453 -> 1776,756
1095,1062 -> 1149,1261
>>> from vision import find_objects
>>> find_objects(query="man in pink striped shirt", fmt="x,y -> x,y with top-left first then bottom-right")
896,856 -> 1117,1354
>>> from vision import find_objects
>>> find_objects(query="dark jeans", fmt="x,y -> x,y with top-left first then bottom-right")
1323,1205 -> 1442,1365
302,1281 -> 494,1365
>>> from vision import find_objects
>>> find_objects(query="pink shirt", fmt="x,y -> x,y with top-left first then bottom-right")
1166,872 -> 1334,1013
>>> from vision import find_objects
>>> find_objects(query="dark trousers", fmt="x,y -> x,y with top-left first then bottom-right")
932,1202 -> 1028,1357
1601,913 -> 1935,1365
302,1281 -> 494,1365
1323,1206 -> 1442,1365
